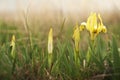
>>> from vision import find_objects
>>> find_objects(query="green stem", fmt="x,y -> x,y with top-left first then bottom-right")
74,50 -> 79,66
12,57 -> 16,74
48,53 -> 52,70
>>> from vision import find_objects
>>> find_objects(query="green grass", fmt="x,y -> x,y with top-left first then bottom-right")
0,21 -> 120,80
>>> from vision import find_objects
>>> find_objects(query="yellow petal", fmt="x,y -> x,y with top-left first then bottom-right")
10,35 -> 16,59
10,35 -> 15,47
80,22 -> 86,31
48,28 -> 53,54
102,26 -> 107,33
73,24 -> 80,52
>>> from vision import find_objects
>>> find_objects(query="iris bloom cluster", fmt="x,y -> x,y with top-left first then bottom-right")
83,13 -> 107,40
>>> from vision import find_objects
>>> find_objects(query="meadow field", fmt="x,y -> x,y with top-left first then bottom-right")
0,2 -> 120,79
0,13 -> 120,80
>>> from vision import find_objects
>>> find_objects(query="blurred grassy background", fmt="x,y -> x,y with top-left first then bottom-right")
0,0 -> 120,46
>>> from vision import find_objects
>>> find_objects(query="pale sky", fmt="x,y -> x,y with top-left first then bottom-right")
0,0 -> 120,13
0,0 -> 16,12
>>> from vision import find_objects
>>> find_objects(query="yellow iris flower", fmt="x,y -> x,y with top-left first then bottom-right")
10,35 -> 15,59
84,13 -> 107,40
73,24 -> 80,52
10,35 -> 15,46
48,28 -> 53,54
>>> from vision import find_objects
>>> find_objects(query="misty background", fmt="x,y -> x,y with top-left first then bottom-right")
0,0 -> 120,30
